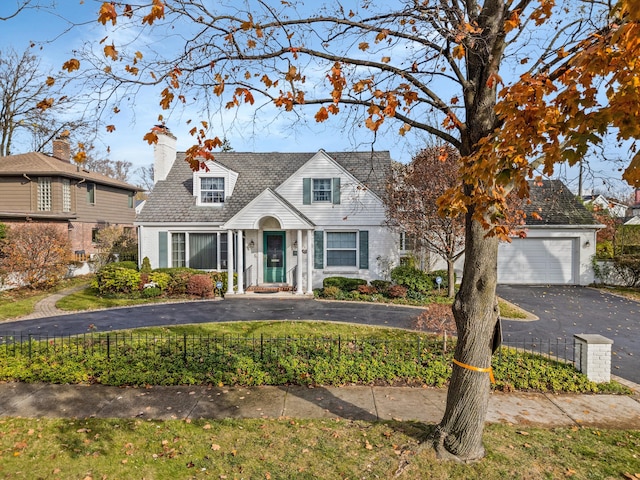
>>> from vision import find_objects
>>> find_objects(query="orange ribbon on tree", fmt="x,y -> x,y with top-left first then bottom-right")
452,358 -> 495,384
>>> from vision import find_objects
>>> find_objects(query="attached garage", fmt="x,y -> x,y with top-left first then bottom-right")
498,237 -> 576,284
493,180 -> 602,286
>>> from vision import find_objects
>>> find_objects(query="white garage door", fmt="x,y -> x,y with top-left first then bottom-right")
498,238 -> 575,284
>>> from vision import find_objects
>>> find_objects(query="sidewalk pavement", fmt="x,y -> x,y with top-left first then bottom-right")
1,382 -> 639,429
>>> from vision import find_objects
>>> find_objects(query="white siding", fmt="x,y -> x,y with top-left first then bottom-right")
276,151 -> 386,228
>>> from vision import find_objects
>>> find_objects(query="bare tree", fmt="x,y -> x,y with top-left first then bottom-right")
0,48 -> 92,157
385,145 -> 464,297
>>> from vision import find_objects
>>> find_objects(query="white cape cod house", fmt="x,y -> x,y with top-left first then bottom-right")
136,127 -> 397,294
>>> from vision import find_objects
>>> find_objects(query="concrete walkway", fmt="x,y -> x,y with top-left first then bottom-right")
1,382 -> 639,429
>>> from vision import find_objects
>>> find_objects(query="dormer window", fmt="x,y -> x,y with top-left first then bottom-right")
200,177 -> 225,204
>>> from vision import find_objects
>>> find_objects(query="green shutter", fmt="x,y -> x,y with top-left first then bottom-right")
332,177 -> 341,204
359,230 -> 369,269
303,178 -> 311,205
158,232 -> 168,268
314,231 -> 324,269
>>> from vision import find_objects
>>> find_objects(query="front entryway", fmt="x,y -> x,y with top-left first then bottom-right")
263,231 -> 286,283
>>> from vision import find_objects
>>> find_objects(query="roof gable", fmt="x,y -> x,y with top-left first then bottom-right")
224,188 -> 315,229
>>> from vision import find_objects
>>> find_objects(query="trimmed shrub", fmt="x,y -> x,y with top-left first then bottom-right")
93,267 -> 141,295
370,280 -> 391,293
141,287 -> 162,298
140,256 -> 152,273
357,284 -> 378,294
148,272 -> 171,291
167,271 -> 193,295
114,261 -> 138,271
187,274 -> 214,297
322,286 -> 341,298
387,284 -> 408,298
210,271 -> 236,293
390,265 -> 432,293
323,276 -> 368,291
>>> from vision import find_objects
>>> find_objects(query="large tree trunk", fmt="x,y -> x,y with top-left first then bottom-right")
433,214 -> 499,462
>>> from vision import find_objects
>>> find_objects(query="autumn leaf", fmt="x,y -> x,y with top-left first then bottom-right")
504,10 -> 520,33
36,98 -> 54,110
315,106 -> 328,122
62,58 -> 80,72
45,76 -> 55,87
142,0 -> 165,25
452,44 -> 465,60
358,42 -> 369,51
143,131 -> 159,145
104,44 -> 118,61
106,125 -> 116,133
98,2 -> 117,25
381,56 -> 391,63
159,87 -> 174,109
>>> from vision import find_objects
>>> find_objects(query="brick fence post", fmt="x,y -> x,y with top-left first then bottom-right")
574,334 -> 613,383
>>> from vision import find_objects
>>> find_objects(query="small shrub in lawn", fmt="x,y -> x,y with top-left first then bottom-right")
413,304 -> 456,334
114,260 -> 138,271
323,276 -> 367,291
387,284 -> 408,298
187,274 -> 213,297
141,287 -> 162,298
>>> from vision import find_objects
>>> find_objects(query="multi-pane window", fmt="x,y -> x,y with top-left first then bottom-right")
399,232 -> 415,251
172,233 -> 186,267
200,177 -> 225,204
313,179 -> 332,202
37,177 -> 52,211
62,179 -> 71,212
326,232 -> 357,267
87,183 -> 96,204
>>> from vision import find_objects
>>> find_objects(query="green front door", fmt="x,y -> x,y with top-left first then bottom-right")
264,231 -> 286,283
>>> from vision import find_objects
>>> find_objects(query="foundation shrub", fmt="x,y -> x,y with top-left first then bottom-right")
187,274 -> 213,297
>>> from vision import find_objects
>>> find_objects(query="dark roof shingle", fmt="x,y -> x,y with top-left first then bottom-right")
138,150 -> 391,223
524,180 -> 597,226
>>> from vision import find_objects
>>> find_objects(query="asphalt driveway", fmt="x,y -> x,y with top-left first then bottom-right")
497,285 -> 640,384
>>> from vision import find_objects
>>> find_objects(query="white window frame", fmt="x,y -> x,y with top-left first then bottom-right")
197,176 -> 225,205
37,177 -> 52,211
62,179 -> 71,212
312,178 -> 332,203
325,231 -> 358,267
171,232 -> 186,268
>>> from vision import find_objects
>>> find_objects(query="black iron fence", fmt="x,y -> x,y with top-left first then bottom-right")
0,332 -> 579,367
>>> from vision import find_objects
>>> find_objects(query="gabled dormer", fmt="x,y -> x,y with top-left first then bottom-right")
193,161 -> 239,206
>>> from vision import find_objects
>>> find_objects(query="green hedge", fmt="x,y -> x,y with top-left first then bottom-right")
323,276 -> 368,291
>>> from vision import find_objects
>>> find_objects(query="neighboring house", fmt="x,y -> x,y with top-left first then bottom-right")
136,127 -> 395,293
0,137 -> 139,255
582,193 -> 629,218
629,188 -> 640,219
497,180 -> 600,285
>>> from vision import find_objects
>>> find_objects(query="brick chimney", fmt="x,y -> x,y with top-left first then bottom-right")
52,135 -> 71,162
152,125 -> 177,184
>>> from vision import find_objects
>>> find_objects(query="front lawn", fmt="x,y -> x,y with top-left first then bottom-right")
1,417 -> 638,479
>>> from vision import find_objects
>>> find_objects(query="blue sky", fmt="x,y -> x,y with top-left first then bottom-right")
0,1 -> 633,198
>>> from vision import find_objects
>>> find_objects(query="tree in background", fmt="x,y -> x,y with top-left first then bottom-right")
0,223 -> 73,289
385,145 -> 464,297
92,225 -> 138,271
60,0 -> 640,462
77,152 -> 133,183
0,48 -> 93,157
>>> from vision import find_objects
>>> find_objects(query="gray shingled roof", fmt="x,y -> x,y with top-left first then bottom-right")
524,180 -> 597,226
137,150 -> 391,224
0,152 -> 139,191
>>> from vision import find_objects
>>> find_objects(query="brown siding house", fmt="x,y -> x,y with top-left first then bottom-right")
0,139 -> 138,255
